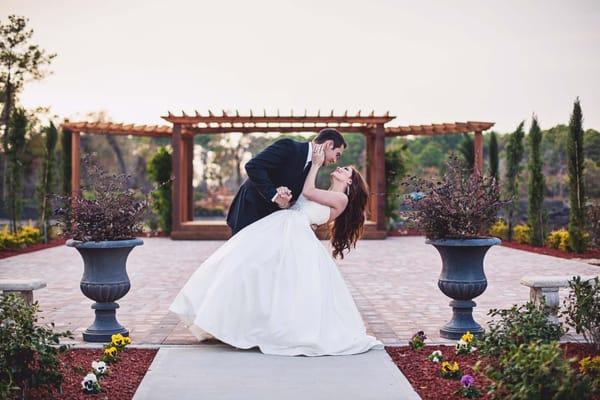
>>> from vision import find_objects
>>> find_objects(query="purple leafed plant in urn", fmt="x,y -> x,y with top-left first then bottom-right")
402,154 -> 508,339
53,154 -> 157,342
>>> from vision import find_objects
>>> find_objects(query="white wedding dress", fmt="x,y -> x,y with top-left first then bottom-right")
168,194 -> 384,356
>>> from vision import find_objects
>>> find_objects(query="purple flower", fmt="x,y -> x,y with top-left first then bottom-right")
460,374 -> 475,388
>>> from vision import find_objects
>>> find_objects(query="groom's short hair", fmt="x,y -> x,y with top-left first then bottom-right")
314,128 -> 347,149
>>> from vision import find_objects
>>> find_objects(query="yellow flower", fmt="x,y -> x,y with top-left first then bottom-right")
104,346 -> 117,356
124,336 -> 132,344
442,361 -> 459,371
441,361 -> 458,372
111,333 -> 125,346
440,360 -> 460,378
461,331 -> 474,343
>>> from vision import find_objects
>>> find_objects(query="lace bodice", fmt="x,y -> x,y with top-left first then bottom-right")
290,194 -> 331,225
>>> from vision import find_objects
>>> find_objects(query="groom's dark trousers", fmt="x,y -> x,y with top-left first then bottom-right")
226,138 -> 311,235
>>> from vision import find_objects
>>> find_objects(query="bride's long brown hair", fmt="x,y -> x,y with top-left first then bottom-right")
330,167 -> 369,259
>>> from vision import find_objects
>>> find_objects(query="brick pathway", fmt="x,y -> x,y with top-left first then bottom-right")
1,237 -> 597,345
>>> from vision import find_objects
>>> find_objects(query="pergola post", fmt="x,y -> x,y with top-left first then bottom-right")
365,131 -> 377,221
473,130 -> 483,175
179,137 -> 189,222
171,123 -> 182,230
71,130 -> 81,198
185,136 -> 194,221
374,124 -> 386,230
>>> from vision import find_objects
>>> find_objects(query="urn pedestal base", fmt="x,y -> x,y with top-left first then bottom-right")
439,299 -> 484,340
83,302 -> 129,342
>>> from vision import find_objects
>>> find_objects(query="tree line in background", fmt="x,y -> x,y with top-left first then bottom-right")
1,14 -> 599,253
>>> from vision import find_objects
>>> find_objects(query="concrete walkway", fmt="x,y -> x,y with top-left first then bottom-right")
133,344 -> 420,400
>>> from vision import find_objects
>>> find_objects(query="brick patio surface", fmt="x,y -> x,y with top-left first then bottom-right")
1,237 -> 597,346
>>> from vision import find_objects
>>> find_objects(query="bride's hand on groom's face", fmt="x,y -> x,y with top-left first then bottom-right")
312,144 -> 325,167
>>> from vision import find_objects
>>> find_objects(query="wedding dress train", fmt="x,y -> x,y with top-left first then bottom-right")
168,194 -> 383,356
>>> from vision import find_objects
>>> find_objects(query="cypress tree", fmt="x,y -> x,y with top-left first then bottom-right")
458,133 -> 474,173
384,141 -> 407,228
37,121 -> 58,243
567,98 -> 587,252
504,121 -> 525,241
527,115 -> 545,246
3,108 -> 28,233
489,131 -> 499,183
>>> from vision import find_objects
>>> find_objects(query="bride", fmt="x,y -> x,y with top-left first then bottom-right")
168,144 -> 383,356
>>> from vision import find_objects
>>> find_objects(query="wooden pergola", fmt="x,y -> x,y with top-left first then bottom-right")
62,112 -> 494,240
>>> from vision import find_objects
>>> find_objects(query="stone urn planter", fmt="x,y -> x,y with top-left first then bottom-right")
67,238 -> 143,342
426,237 -> 501,340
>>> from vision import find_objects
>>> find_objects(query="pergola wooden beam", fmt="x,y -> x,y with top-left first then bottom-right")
385,121 -> 494,136
161,110 -> 395,125
187,125 -> 373,134
61,121 -> 180,137
385,121 -> 495,175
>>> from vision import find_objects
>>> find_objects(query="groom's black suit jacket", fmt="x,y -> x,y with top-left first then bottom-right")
226,139 -> 311,235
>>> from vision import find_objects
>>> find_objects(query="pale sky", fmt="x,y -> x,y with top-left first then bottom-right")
3,0 -> 600,132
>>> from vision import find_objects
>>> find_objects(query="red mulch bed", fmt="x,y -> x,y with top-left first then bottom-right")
501,241 -> 600,260
0,238 -> 67,259
386,343 -> 599,400
26,348 -> 157,400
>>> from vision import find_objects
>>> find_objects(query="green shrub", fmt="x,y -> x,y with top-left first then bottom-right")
475,301 -> 565,357
0,294 -> 73,398
512,223 -> 531,244
148,147 -> 172,234
562,276 -> 600,351
587,201 -> 600,247
480,340 -> 592,400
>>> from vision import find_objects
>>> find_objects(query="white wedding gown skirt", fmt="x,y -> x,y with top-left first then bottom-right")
169,195 -> 383,356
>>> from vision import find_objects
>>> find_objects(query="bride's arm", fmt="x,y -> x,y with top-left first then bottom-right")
302,148 -> 347,211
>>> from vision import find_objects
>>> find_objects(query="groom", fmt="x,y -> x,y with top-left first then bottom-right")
226,128 -> 347,235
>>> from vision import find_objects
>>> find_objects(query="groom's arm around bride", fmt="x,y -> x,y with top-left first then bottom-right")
245,139 -> 295,208
226,138 -> 301,235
